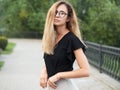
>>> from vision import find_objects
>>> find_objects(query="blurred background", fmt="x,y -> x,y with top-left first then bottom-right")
0,0 -> 120,90
0,0 -> 120,47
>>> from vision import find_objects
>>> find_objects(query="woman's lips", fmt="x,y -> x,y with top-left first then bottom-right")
54,19 -> 60,22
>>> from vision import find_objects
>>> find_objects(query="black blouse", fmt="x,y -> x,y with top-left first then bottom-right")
44,32 -> 85,78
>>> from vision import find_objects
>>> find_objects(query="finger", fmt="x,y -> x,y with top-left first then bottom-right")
48,80 -> 57,89
40,80 -> 47,88
40,82 -> 46,87
40,84 -> 47,89
44,78 -> 48,83
43,82 -> 47,88
48,82 -> 56,89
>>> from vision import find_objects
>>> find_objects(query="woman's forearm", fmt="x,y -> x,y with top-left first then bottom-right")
41,65 -> 47,74
58,68 -> 90,79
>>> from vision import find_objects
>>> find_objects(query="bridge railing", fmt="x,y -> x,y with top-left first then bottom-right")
85,41 -> 120,81
0,31 -> 43,39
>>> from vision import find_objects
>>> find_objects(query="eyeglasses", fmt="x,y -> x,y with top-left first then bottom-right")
55,10 -> 68,18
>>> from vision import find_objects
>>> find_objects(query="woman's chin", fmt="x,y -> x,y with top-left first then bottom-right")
54,23 -> 61,26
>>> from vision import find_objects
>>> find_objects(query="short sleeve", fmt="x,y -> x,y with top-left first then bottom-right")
71,35 -> 86,52
66,33 -> 86,62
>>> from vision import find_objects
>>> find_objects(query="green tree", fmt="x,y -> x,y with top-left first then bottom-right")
75,0 -> 120,47
0,0 -> 55,37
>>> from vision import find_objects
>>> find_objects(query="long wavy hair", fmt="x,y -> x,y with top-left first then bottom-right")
42,0 -> 85,54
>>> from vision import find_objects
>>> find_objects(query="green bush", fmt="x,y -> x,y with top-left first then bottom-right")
0,36 -> 8,50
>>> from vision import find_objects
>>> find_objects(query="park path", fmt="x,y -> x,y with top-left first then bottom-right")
0,39 -> 120,90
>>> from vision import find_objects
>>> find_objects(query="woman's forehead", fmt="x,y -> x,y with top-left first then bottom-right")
56,4 -> 68,12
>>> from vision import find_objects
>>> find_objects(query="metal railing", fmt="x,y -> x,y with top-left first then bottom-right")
85,41 -> 120,81
0,31 -> 43,39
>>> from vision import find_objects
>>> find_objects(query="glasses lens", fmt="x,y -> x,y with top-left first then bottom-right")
59,11 -> 66,18
55,11 -> 67,18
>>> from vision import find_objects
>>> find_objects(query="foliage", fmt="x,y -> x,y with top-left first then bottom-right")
0,0 -> 120,47
1,42 -> 16,54
0,36 -> 8,50
0,0 -> 54,37
0,41 -> 15,69
75,0 -> 120,47
0,61 -> 4,70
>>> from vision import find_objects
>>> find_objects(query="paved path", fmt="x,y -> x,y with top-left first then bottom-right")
0,39 -> 120,90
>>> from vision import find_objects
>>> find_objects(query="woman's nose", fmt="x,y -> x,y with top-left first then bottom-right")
55,12 -> 59,17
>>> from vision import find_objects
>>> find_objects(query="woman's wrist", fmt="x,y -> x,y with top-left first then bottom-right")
56,72 -> 62,79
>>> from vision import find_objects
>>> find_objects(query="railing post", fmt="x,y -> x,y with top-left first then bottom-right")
99,42 -> 103,73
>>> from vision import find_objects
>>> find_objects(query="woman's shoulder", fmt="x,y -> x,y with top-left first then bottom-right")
60,32 -> 85,52
67,32 -> 86,51
65,32 -> 82,46
62,31 -> 83,45
67,32 -> 80,41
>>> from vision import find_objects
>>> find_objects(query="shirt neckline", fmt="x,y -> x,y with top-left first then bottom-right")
55,31 -> 71,46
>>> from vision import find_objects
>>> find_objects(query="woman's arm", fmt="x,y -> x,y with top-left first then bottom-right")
47,48 -> 90,89
58,48 -> 90,78
41,65 -> 47,75
40,64 -> 48,88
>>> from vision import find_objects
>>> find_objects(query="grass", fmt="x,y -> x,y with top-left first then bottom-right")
1,42 -> 16,54
0,61 -> 4,69
0,42 -> 16,69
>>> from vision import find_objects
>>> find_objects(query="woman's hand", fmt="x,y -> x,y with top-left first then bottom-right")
40,72 -> 48,88
40,67 -> 48,89
47,73 -> 61,89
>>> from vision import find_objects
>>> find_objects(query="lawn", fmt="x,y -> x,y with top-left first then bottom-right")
1,42 -> 16,54
0,42 -> 16,69
0,61 -> 4,69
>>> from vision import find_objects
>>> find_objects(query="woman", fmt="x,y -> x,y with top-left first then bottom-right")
40,0 -> 90,90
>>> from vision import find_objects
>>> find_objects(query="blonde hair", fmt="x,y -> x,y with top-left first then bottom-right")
42,0 -> 85,54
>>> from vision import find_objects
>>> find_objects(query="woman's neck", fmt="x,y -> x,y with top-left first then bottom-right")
54,25 -> 69,45
55,25 -> 69,36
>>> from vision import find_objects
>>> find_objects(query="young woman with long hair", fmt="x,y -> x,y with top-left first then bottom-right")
40,0 -> 90,90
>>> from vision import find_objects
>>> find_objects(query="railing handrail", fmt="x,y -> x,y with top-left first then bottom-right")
85,41 -> 120,56
85,41 -> 120,51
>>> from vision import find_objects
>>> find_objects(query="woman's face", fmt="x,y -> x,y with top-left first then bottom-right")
54,4 -> 69,26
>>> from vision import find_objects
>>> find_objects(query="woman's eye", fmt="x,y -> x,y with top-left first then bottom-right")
60,12 -> 64,15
